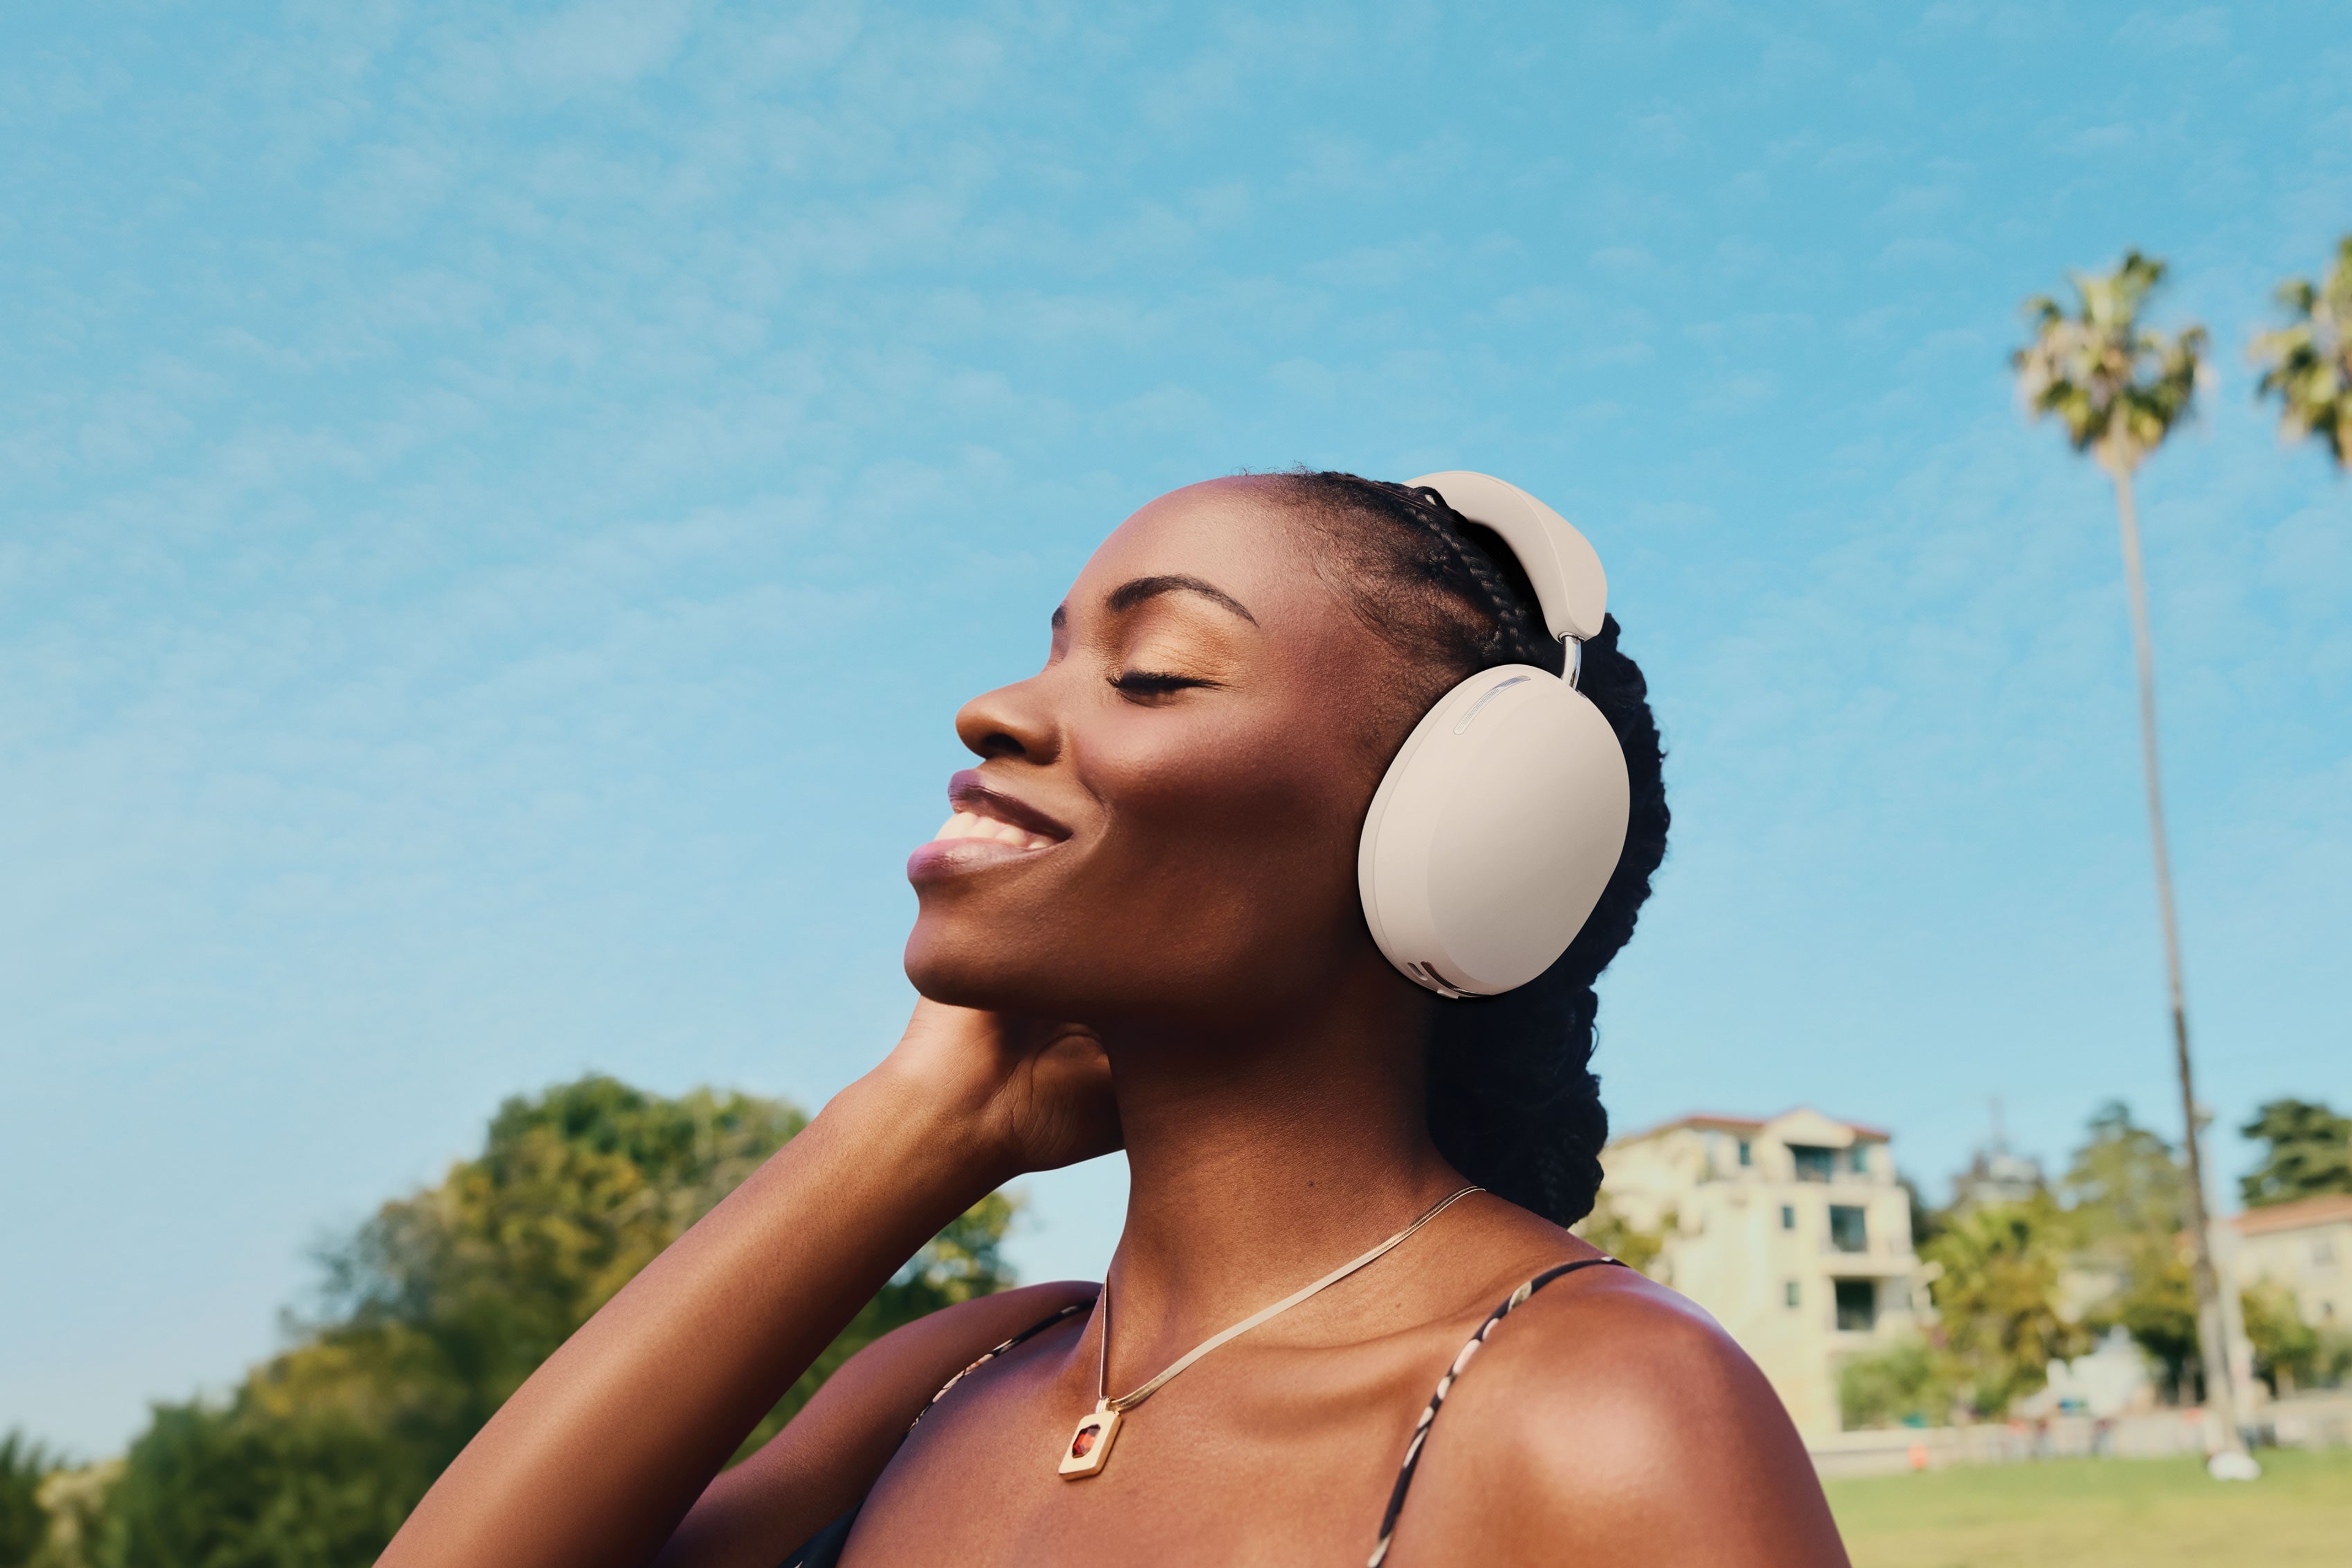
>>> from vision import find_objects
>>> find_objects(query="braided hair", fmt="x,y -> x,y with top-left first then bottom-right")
1271,471 -> 1671,1227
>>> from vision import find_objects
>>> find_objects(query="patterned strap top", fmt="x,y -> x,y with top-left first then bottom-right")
782,1257 -> 1626,1568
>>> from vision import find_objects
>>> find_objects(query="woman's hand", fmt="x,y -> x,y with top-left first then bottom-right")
883,1000 -> 1123,1180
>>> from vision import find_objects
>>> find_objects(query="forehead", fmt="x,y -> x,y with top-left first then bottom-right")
1070,477 -> 1329,625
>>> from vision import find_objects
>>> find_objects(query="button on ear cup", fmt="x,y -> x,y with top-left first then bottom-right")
1358,666 -> 1631,997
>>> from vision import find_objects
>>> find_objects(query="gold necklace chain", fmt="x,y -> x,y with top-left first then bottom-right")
1055,1183 -> 1483,1479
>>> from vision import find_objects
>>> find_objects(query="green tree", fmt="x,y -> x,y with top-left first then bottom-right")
0,1433 -> 55,1568
1921,1195 -> 2090,1417
2238,1098 -> 2352,1208
1571,1194 -> 1667,1277
2060,1101 -> 2201,1398
2114,1242 -> 2201,1401
2011,252 -> 2241,1450
1837,1338 -> 1956,1431
2252,235 -> 2352,468
28,1463 -> 116,1568
93,1076 -> 1016,1568
2240,1281 -> 2321,1397
2064,1101 -> 2189,1249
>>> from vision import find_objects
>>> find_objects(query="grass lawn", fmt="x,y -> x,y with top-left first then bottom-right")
1825,1447 -> 2352,1568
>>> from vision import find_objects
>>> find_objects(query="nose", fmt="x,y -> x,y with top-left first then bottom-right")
955,672 -> 1063,766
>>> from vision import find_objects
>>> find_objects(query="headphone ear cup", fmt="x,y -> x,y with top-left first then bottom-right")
1359,665 -> 1631,997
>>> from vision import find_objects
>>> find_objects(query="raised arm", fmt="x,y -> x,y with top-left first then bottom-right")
379,1005 -> 1118,1568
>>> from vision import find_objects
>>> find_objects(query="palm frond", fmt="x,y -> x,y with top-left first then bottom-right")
2251,235 -> 2352,467
2011,252 -> 2204,472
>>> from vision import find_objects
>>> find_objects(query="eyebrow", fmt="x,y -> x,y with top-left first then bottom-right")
1103,574 -> 1259,625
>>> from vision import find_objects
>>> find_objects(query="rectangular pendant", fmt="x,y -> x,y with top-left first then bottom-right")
1057,1406 -> 1121,1479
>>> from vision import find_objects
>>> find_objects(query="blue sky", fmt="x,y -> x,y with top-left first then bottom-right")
4,1 -> 2346,1455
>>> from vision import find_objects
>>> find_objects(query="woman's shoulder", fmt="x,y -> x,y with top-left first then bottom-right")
1393,1259 -> 1850,1566
673,1281 -> 1100,1566
829,1278 -> 1102,1419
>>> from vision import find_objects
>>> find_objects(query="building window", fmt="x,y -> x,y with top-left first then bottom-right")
1738,1139 -> 1752,1167
1834,1279 -> 1877,1332
1785,1280 -> 1800,1309
1781,1204 -> 1796,1231
1790,1144 -> 1836,1183
1830,1205 -> 1868,1253
1849,1145 -> 1869,1174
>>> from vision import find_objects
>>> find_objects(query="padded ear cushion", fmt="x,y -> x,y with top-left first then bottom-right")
1359,665 -> 1631,997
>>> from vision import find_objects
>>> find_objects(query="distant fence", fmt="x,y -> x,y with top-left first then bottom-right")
1811,1392 -> 2352,1479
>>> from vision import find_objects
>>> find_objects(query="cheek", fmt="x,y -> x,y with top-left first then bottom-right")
1077,704 -> 1374,952
905,679 -> 1398,1019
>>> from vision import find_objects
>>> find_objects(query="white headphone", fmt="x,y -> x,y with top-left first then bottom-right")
1357,472 -> 1631,999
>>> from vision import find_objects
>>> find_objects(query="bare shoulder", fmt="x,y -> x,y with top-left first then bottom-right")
766,1278 -> 1101,1467
832,1278 -> 1102,1396
658,1281 -> 1098,1568
1390,1264 -> 1850,1567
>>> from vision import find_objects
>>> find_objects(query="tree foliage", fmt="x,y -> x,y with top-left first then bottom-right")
1570,1194 -> 1667,1277
2237,1098 -> 2352,1208
64,1076 -> 1015,1568
2252,234 -> 2352,467
0,1433 -> 55,1568
2239,1281 -> 2321,1397
2060,1101 -> 2198,1396
2013,251 -> 2206,475
2062,1101 -> 2188,1250
1902,1102 -> 2221,1419
1837,1338 -> 1955,1431
1920,1194 -> 2090,1417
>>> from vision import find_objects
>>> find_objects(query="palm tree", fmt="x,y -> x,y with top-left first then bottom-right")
2011,252 -> 2247,1460
2252,235 -> 2352,468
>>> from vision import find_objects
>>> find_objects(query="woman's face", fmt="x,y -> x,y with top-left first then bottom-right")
904,477 -> 1425,1026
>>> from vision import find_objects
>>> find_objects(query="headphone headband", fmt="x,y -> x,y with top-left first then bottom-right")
1404,472 -> 1607,643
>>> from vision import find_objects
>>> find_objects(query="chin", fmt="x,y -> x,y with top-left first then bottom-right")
902,915 -> 1066,1015
905,905 -> 1374,1030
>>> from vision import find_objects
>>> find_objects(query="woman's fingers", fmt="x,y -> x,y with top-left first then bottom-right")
886,1003 -> 1121,1174
1008,1023 -> 1123,1170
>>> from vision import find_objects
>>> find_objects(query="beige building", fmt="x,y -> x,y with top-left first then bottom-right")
1592,1107 -> 1928,1437
2228,1192 -> 2352,1332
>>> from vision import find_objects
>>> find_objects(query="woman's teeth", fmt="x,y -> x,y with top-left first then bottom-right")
933,810 -> 1056,851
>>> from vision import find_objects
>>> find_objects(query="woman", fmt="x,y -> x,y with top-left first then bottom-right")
382,473 -> 1848,1567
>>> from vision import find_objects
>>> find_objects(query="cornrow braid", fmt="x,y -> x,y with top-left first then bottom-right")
1392,486 -> 1561,668
1268,470 -> 1671,1228
1390,483 -> 1551,668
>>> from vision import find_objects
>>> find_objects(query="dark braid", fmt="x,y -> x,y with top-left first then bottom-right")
1390,484 -> 1553,668
1271,470 -> 1672,1227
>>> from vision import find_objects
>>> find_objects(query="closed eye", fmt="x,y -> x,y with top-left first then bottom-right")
1110,669 -> 1218,699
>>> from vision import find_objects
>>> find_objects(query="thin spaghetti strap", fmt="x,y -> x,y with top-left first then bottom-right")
909,1296 -> 1096,1430
1365,1257 -> 1627,1568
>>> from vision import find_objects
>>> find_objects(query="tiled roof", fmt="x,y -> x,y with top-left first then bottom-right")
2231,1191 -> 2352,1235
1617,1108 -> 1893,1144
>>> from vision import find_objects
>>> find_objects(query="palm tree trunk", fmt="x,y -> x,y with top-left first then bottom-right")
2109,459 -> 2244,1457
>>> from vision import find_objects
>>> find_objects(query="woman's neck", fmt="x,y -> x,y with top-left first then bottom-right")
1091,956 -> 1461,1381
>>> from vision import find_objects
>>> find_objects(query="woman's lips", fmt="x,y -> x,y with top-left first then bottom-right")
930,809 -> 1058,851
906,788 -> 1068,884
943,769 -> 1071,841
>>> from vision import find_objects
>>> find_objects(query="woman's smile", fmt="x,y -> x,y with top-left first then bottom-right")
906,769 -> 1071,883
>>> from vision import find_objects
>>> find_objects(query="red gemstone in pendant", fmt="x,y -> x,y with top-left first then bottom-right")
1057,1407 -> 1121,1478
